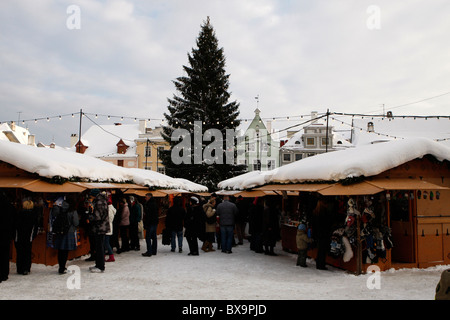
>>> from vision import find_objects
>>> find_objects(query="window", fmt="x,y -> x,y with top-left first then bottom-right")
267,160 -> 275,170
145,146 -> 152,157
295,154 -> 302,161
283,153 -> 291,162
157,146 -> 165,159
253,160 -> 261,171
157,167 -> 166,175
321,137 -> 329,146
306,138 -> 315,146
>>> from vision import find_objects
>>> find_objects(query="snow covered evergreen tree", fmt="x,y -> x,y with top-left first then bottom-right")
161,17 -> 245,191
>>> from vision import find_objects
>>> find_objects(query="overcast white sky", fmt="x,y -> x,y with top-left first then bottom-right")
1,0 -> 449,147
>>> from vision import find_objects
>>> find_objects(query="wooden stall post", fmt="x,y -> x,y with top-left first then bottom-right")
356,208 -> 362,275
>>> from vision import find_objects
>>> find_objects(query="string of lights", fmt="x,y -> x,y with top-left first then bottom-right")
1,110 -> 449,143
2,110 -> 449,126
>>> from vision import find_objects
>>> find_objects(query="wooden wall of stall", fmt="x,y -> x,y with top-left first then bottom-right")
379,156 -> 450,268
280,155 -> 449,273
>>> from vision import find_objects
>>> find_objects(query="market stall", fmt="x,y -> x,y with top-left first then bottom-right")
218,138 -> 450,273
0,139 -> 208,266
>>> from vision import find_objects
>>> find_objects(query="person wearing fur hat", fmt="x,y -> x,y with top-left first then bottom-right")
88,190 -> 110,273
296,224 -> 311,267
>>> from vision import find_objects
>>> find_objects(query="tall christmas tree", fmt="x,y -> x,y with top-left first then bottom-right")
161,17 -> 245,191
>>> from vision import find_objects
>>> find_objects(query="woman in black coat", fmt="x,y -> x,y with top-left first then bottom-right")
0,192 -> 16,282
311,198 -> 332,270
262,197 -> 280,256
184,197 -> 204,256
14,197 -> 39,275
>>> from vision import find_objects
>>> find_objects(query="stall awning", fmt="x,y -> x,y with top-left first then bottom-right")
124,189 -> 167,197
216,190 -> 270,197
71,182 -> 148,190
22,180 -> 87,193
0,177 -> 39,189
254,183 -> 333,193
365,178 -> 449,190
318,181 -> 384,196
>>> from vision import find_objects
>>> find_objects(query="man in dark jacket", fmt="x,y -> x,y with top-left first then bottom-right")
0,192 -> 16,282
165,197 -> 185,253
142,193 -> 159,257
88,189 -> 109,273
184,196 -> 203,255
129,196 -> 142,251
216,195 -> 238,254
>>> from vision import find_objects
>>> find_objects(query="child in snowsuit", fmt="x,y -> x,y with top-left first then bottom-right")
296,224 -> 311,267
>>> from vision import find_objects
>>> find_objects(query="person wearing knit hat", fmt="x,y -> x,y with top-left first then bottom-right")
296,224 -> 311,268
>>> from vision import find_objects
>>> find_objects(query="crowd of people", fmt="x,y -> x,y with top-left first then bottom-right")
0,189 -> 288,283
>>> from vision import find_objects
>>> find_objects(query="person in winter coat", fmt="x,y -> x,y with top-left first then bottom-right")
52,197 -> 79,274
14,197 -> 39,275
311,198 -> 331,270
202,198 -> 216,252
88,189 -> 110,273
118,198 -> 130,253
142,193 -> 159,257
249,197 -> 264,253
235,196 -> 249,245
262,197 -> 280,256
216,195 -> 238,254
296,224 -> 311,267
165,197 -> 185,253
105,195 -> 117,262
0,192 -> 16,282
184,197 -> 204,256
129,196 -> 142,251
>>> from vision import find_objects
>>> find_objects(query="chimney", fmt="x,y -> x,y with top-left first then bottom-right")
28,135 -> 35,146
139,119 -> 147,134
311,111 -> 318,124
70,134 -> 79,148
10,121 -> 16,131
266,120 -> 272,135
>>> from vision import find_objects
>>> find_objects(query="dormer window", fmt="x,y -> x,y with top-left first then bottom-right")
117,139 -> 129,154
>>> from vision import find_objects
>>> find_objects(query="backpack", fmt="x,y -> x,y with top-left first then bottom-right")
206,212 -> 217,224
52,205 -> 70,235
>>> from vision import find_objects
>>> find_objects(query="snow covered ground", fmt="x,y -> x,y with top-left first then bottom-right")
1,236 -> 447,301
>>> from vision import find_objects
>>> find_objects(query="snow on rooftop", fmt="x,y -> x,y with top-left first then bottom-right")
352,117 -> 450,147
0,140 -> 207,192
218,138 -> 450,190
75,123 -> 139,157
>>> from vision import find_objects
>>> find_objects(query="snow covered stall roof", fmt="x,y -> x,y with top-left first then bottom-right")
0,140 -> 207,193
218,138 -> 450,193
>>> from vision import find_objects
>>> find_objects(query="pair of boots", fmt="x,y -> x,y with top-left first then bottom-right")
105,254 -> 115,262
201,241 -> 215,252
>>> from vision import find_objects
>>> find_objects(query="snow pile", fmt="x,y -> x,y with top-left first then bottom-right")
0,237 -> 447,300
0,140 -> 207,192
219,138 -> 450,190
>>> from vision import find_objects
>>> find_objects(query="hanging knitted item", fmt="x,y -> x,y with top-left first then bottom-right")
342,236 -> 353,262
